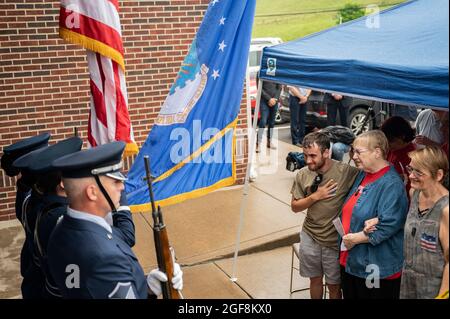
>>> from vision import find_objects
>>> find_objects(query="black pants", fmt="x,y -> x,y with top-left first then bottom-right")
327,101 -> 348,127
341,267 -> 400,299
289,95 -> 307,145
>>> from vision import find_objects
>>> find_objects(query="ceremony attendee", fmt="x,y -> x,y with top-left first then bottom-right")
400,147 -> 448,299
29,136 -> 83,298
288,86 -> 311,147
256,78 -> 282,152
324,93 -> 352,127
1,133 -> 50,298
340,130 -> 408,299
291,132 -> 359,299
1,133 -> 50,226
414,109 -> 446,148
48,142 -> 183,298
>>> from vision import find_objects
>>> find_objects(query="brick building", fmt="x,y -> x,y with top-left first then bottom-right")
0,0 -> 250,221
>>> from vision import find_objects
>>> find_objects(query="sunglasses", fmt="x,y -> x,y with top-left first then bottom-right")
310,174 -> 323,193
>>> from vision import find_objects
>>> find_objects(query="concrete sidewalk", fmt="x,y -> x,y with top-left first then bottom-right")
0,137 -> 312,299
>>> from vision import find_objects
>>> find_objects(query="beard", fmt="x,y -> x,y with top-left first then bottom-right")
308,158 -> 326,172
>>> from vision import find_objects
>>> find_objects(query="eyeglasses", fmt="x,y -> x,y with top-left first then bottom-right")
352,148 -> 370,156
406,165 -> 426,178
310,174 -> 323,193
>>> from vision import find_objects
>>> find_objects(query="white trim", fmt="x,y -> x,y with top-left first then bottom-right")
91,162 -> 123,175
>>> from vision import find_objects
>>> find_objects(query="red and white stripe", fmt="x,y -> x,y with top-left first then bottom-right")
86,51 -> 132,147
59,0 -> 136,151
420,238 -> 437,252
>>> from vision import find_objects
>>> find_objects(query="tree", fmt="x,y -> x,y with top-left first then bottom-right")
337,3 -> 365,24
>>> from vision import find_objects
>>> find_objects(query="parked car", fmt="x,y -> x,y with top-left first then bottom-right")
278,87 -> 389,135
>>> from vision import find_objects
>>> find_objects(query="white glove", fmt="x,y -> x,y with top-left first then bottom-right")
146,263 -> 183,296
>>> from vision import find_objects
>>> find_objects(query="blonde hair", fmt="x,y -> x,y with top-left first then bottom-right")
353,130 -> 389,159
408,146 -> 449,181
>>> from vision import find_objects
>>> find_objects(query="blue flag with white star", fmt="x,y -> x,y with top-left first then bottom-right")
125,0 -> 256,211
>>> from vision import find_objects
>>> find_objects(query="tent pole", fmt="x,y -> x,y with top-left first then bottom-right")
230,78 -> 263,282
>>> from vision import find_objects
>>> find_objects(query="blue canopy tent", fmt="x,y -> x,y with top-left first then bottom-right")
259,0 -> 449,110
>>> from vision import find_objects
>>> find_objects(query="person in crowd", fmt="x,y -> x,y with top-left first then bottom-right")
291,132 -> 359,299
380,116 -> 416,195
340,130 -> 408,299
288,86 -> 311,147
324,93 -> 352,127
366,147 -> 448,299
256,78 -> 282,152
414,109 -> 447,148
47,142 -> 183,299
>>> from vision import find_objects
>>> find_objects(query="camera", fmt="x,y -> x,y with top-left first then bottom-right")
286,152 -> 306,172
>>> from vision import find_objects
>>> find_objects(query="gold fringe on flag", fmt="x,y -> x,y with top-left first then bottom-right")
60,28 -> 125,71
124,141 -> 139,157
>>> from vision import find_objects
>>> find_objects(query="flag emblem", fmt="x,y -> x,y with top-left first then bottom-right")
156,43 -> 209,126
420,232 -> 437,252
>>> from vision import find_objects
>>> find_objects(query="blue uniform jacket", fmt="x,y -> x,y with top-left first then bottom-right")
36,194 -> 136,298
15,179 -> 31,225
20,190 -> 45,299
47,212 -> 146,299
34,194 -> 68,298
340,165 -> 408,279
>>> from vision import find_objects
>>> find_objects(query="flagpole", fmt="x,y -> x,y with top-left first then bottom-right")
230,77 -> 263,282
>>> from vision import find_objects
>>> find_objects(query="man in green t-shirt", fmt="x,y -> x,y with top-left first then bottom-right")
291,132 -> 359,299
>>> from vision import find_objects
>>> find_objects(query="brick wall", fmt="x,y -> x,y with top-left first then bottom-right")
0,0 -> 249,221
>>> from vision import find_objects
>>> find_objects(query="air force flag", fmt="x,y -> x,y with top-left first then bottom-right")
125,0 -> 257,211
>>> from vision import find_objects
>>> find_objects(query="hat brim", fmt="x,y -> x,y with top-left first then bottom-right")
105,171 -> 127,181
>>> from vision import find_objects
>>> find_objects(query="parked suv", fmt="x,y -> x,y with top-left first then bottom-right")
278,87 -> 388,135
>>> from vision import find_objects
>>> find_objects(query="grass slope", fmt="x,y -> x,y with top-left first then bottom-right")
252,0 -> 405,41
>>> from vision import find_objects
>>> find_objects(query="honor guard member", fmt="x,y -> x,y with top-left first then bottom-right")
29,136 -> 83,298
1,133 -> 50,298
1,132 -> 50,225
48,141 -> 183,299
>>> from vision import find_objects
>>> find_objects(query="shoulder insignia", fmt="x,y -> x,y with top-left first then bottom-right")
108,282 -> 136,299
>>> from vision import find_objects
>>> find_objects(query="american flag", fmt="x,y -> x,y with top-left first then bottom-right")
420,233 -> 437,252
59,0 -> 137,156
